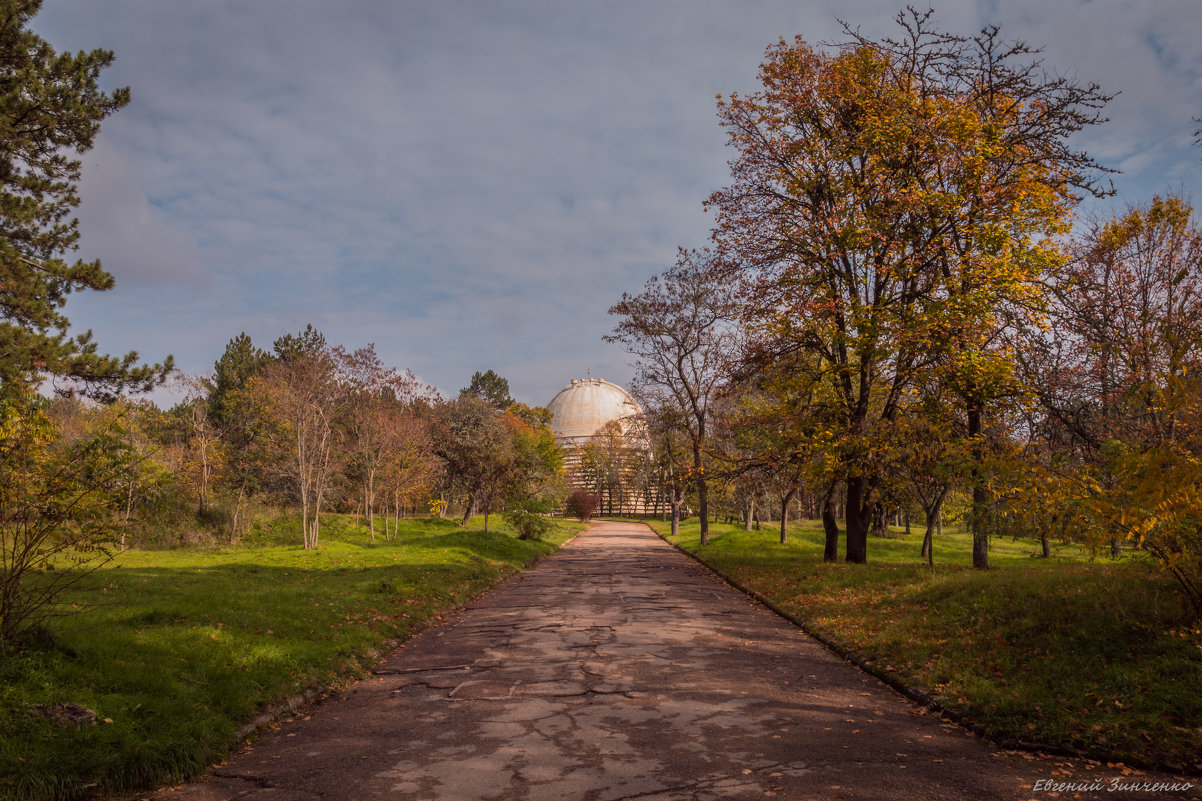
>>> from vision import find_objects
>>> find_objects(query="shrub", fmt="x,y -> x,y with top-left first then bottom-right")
565,490 -> 601,522
0,395 -> 131,642
502,508 -> 556,541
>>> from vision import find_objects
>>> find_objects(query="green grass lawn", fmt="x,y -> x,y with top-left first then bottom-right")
0,514 -> 584,801
645,517 -> 1202,772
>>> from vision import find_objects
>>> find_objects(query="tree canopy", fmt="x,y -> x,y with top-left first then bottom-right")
461,369 -> 515,411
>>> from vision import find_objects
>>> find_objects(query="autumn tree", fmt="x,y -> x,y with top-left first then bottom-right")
593,419 -> 634,515
640,401 -> 694,538
0,396 -> 137,641
889,385 -> 964,565
500,403 -> 565,539
504,403 -> 564,507
242,326 -> 344,549
576,440 -> 607,506
607,248 -> 738,545
170,373 -> 224,516
377,391 -> 437,539
1028,196 -> 1202,610
707,10 -> 1110,564
434,393 -> 512,527
338,344 -> 433,540
719,374 -> 815,545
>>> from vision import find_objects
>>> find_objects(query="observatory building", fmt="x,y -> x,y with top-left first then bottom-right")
546,378 -> 644,447
546,378 -> 654,514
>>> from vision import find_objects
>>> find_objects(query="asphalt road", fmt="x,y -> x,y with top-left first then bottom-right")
135,521 -> 1199,801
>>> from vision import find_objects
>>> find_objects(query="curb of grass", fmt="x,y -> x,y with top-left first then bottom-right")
232,526 -> 583,743
645,523 -> 1194,777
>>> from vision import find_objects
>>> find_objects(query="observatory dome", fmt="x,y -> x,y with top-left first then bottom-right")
546,378 -> 643,446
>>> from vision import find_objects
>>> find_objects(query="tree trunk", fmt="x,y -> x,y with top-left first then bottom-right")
903,510 -> 910,537
844,476 -> 869,563
822,483 -> 840,562
695,441 -> 709,545
779,487 -> 796,545
230,481 -> 246,545
393,488 -> 402,539
366,469 -> 376,542
967,399 -> 989,569
460,494 -> 474,526
300,482 -> 311,549
670,499 -> 681,538
311,492 -> 323,549
921,493 -> 946,565
920,505 -> 935,566
870,502 -> 889,538
198,436 -> 209,515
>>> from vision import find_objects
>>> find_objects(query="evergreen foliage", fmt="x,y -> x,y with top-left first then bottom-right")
0,0 -> 170,399
461,369 -> 514,410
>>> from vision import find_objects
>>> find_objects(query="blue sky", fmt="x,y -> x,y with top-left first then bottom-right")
32,0 -> 1202,406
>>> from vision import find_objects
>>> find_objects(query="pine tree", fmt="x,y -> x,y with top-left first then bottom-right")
0,0 -> 170,400
209,332 -> 268,425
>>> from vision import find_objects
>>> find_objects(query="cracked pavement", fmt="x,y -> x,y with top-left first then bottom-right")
135,522 -> 1199,800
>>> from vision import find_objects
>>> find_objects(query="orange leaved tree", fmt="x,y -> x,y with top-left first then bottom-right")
707,9 -> 1111,563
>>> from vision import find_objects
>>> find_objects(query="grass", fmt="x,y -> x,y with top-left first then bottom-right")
0,514 -> 585,801
644,516 -> 1202,772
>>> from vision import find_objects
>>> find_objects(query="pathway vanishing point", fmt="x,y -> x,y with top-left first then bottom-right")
136,522 -> 1199,800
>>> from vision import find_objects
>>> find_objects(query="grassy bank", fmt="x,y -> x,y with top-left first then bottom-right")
1,515 -> 584,801
647,517 -> 1202,772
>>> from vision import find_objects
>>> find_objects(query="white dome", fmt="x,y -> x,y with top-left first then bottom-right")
546,378 -> 643,444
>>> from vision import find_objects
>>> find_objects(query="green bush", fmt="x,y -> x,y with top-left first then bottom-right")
503,508 -> 556,541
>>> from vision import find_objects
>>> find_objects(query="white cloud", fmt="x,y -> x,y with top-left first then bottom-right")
76,140 -> 210,287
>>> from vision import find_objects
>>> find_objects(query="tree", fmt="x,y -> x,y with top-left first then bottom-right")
90,397 -> 174,550
0,3 -> 169,639
240,327 -> 343,549
209,333 -> 269,427
173,374 -> 224,516
338,344 -> 431,540
640,402 -> 693,538
890,387 -> 964,565
607,248 -> 738,545
1027,196 -> 1202,610
590,419 -> 634,515
719,380 -> 807,545
377,395 -> 436,539
461,369 -> 514,410
434,394 -> 512,527
0,395 -> 133,641
707,10 -> 1110,563
502,403 -> 564,511
500,403 -> 564,539
0,0 -> 170,399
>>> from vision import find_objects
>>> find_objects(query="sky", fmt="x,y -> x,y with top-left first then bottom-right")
31,0 -> 1202,407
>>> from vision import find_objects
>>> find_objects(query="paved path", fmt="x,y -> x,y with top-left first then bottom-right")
141,522 -> 1198,800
